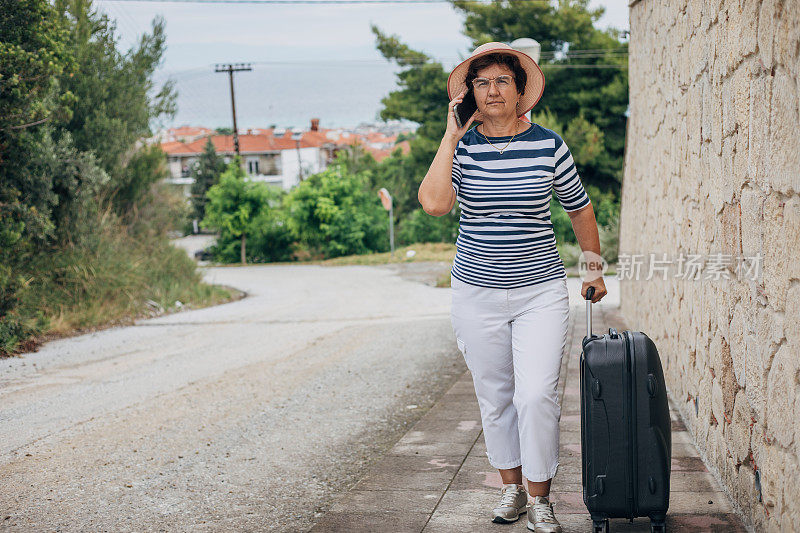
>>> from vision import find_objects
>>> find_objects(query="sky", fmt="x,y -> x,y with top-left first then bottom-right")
95,0 -> 629,130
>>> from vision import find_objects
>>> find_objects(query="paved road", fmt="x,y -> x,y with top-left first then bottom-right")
0,262 -> 467,532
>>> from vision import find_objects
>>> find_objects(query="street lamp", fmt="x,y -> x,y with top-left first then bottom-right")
510,37 -> 541,63
377,188 -> 394,258
510,38 -> 541,122
291,131 -> 303,183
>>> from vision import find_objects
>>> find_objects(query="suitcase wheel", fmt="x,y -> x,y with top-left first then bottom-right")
650,519 -> 666,532
592,519 -> 609,533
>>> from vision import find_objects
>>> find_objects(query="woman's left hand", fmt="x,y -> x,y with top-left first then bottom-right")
581,277 -> 607,303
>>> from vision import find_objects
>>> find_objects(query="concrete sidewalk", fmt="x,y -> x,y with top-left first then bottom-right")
310,304 -> 748,532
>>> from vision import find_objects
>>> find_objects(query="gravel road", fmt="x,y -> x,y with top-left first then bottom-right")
0,261 -> 464,532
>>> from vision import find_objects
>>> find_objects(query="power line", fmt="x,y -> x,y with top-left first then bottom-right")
540,64 -> 626,68
101,2 -> 141,44
99,2 -> 218,124
238,58 -> 627,67
541,47 -> 628,55
152,53 -> 628,72
540,52 -> 628,59
98,0 -> 547,3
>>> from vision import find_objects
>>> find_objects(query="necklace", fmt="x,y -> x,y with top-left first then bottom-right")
478,120 -> 521,154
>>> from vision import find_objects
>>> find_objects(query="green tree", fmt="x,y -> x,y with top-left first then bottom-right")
201,159 -> 274,264
112,143 -> 171,223
190,138 -> 225,222
27,127 -> 111,246
284,162 -> 388,258
530,107 -> 613,244
370,0 -> 627,245
0,0 -> 178,242
0,0 -> 77,246
531,109 -> 606,173
0,0 -> 211,355
0,0 -> 79,347
451,0 -> 628,190
246,187 -> 294,263
338,142 -> 379,178
350,26 -> 456,250
0,0 -> 76,133
53,0 -> 177,217
397,207 -> 459,246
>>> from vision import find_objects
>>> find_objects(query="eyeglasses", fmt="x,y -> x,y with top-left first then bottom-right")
471,75 -> 515,91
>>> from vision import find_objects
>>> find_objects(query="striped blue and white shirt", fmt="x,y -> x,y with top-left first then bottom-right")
450,122 -> 591,289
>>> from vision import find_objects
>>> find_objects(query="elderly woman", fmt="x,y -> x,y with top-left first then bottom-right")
418,42 -> 607,532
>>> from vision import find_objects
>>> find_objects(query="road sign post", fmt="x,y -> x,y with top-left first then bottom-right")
377,188 -> 394,258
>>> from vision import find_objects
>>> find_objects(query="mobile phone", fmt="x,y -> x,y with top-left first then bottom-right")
454,89 -> 478,129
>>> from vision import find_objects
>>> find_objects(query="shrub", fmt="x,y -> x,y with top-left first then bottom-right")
284,163 -> 388,258
397,207 -> 459,246
201,160 -> 292,263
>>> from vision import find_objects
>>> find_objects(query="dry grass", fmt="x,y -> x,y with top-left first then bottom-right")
319,242 -> 456,266
3,220 -> 240,356
209,242 -> 458,268
203,241 -> 616,282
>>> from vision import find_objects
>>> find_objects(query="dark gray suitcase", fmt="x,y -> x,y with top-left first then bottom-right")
579,286 -> 672,533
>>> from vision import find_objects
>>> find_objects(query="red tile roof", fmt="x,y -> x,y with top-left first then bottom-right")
179,134 -> 314,154
300,130 -> 335,146
354,139 -> 411,162
160,141 -> 200,155
159,126 -> 412,159
168,126 -> 213,136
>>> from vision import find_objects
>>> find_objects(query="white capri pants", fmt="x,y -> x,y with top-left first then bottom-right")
450,275 -> 570,483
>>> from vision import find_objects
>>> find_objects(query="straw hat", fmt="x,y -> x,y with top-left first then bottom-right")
447,41 -> 545,118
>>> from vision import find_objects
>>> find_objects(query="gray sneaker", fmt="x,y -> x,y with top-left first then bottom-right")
527,495 -> 563,532
491,483 -> 528,523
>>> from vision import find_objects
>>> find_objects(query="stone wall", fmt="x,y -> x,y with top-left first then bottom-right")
621,0 -> 799,530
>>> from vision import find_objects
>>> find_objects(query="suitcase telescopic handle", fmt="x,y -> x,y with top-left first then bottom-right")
585,286 -> 595,338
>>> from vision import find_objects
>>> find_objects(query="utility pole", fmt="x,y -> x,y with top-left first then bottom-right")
509,39 -> 541,122
214,63 -> 252,158
291,131 -> 304,182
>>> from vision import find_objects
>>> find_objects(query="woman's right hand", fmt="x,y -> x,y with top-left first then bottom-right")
445,89 -> 478,142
